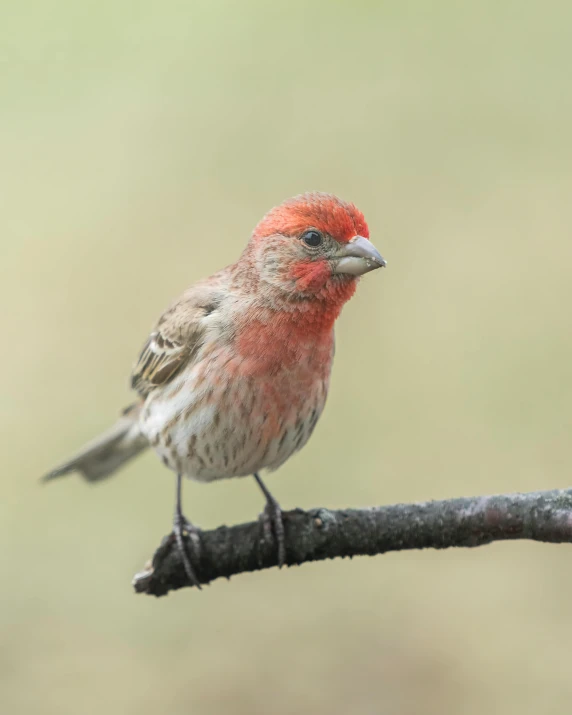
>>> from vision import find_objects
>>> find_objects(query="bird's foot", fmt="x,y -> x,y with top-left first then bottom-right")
172,512 -> 202,589
258,497 -> 286,568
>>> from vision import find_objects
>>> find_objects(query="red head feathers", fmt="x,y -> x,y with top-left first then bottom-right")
253,192 -> 369,243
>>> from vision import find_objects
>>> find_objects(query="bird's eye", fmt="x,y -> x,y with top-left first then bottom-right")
301,230 -> 323,247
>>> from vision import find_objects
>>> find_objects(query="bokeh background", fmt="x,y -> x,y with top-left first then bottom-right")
2,1 -> 572,713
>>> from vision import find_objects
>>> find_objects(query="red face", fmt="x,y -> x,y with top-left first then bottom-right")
248,192 -> 385,301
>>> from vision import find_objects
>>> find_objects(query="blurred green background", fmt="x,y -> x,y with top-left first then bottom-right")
2,1 -> 572,713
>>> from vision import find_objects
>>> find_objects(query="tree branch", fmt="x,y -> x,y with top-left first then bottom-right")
132,488 -> 572,596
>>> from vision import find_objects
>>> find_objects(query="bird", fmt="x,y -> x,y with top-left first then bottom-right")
43,192 -> 386,587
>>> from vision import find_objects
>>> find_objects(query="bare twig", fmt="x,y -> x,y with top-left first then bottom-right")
132,488 -> 572,596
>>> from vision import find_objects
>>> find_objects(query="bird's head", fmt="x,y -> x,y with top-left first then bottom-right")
243,192 -> 386,307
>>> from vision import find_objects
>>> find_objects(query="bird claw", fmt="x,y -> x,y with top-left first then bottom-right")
172,512 -> 202,589
258,498 -> 286,568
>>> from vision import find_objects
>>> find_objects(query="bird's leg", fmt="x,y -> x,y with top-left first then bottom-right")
172,472 -> 202,589
253,472 -> 286,568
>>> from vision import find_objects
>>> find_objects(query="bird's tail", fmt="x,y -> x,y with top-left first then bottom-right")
42,403 -> 149,483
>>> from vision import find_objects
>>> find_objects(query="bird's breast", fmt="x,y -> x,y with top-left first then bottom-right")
140,329 -> 334,482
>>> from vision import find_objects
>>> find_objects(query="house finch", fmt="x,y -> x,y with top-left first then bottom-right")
44,192 -> 386,586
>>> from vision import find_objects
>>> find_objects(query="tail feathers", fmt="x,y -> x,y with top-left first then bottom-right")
43,404 -> 149,483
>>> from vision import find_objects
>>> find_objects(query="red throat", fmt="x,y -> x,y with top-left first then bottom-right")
236,299 -> 340,373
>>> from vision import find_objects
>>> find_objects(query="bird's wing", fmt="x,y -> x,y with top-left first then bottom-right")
131,276 -> 227,398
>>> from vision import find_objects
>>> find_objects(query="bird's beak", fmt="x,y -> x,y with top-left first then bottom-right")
332,235 -> 387,276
